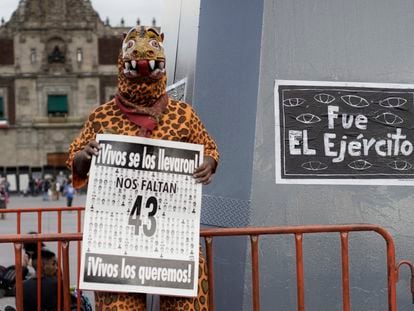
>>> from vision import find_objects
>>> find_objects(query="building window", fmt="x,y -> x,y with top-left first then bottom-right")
0,97 -> 4,119
0,38 -> 14,65
77,48 -> 83,63
0,96 -> 8,127
47,95 -> 68,116
30,48 -> 36,64
98,37 -> 122,65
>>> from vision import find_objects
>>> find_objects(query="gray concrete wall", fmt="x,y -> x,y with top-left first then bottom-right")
193,0 -> 263,310
251,0 -> 414,310
194,0 -> 263,227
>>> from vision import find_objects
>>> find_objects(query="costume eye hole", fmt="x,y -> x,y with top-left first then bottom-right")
341,95 -> 370,108
149,39 -> 160,49
283,98 -> 305,107
301,161 -> 328,171
348,159 -> 372,170
296,113 -> 321,124
379,97 -> 407,108
125,40 -> 134,49
387,160 -> 412,171
314,93 -> 335,104
374,112 -> 403,125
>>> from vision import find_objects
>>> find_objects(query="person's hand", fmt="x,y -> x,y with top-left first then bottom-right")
193,156 -> 217,185
73,140 -> 100,178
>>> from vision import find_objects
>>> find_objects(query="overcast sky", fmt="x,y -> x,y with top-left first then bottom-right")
0,0 -> 162,27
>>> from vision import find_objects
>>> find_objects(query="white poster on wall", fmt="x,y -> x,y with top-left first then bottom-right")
79,134 -> 203,297
275,80 -> 414,185
19,174 -> 29,193
6,174 -> 17,191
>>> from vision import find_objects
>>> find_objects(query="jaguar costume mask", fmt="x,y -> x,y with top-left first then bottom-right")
117,26 -> 167,108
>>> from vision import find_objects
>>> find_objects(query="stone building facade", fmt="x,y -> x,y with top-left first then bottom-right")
0,0 -> 129,190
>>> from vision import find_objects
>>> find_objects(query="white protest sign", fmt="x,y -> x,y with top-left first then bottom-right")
80,134 -> 203,297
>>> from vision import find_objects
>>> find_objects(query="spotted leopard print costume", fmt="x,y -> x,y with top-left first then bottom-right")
67,26 -> 217,310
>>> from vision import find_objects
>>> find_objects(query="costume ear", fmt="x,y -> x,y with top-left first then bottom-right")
160,33 -> 164,42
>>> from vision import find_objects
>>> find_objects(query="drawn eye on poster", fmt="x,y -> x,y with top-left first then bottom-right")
79,134 -> 203,297
274,80 -> 414,185
167,78 -> 188,102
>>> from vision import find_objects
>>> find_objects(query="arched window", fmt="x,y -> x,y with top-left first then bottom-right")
46,37 -> 66,64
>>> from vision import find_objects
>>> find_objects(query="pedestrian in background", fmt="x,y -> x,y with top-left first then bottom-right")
51,178 -> 59,201
0,180 -> 7,220
41,178 -> 50,201
22,248 -> 59,311
63,178 -> 75,207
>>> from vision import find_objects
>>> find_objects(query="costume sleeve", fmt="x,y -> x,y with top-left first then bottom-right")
66,117 -> 98,189
188,107 -> 220,167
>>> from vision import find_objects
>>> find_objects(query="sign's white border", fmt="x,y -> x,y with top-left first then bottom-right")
79,134 -> 203,296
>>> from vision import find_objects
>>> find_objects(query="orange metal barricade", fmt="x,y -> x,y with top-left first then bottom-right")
0,207 -> 414,311
0,233 -> 82,311
0,207 -> 84,311
200,224 -> 414,311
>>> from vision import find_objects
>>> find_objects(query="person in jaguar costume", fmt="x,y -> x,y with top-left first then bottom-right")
67,26 -> 219,311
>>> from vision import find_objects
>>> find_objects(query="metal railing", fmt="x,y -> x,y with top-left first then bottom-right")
0,208 -> 413,311
201,224 -> 409,311
0,207 -> 83,311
